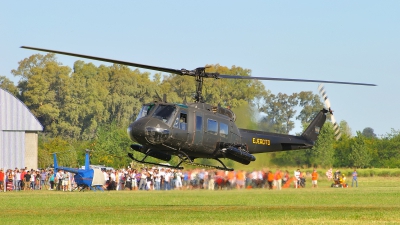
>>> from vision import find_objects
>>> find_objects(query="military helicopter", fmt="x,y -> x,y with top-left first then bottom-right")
53,149 -> 105,191
22,46 -> 376,171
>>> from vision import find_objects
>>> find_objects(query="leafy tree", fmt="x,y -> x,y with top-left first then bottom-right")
0,76 -> 18,96
339,120 -> 352,138
349,132 -> 372,168
333,133 -> 352,167
362,127 -> 377,138
63,61 -> 109,140
91,121 -> 132,168
274,121 -> 335,168
311,122 -> 335,167
107,65 -> 157,124
159,74 -> 195,103
38,135 -> 78,169
371,129 -> 400,167
12,53 -> 71,135
260,92 -> 298,134
296,91 -> 324,124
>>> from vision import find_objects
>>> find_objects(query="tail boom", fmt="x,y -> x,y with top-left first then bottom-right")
241,109 -> 327,154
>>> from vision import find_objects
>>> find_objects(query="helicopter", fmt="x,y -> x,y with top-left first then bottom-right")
22,46 -> 376,171
53,149 -> 105,191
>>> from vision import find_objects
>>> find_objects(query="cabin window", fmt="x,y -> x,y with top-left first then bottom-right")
152,105 -> 176,124
173,112 -> 188,130
196,116 -> 203,131
220,122 -> 229,138
207,119 -> 218,135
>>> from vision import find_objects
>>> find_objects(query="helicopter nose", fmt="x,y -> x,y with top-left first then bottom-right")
144,120 -> 170,144
127,118 -> 170,145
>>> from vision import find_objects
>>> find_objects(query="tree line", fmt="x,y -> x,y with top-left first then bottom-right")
0,53 -> 399,169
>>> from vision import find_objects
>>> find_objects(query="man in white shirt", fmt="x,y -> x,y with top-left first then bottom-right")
294,169 -> 300,188
175,170 -> 183,190
164,169 -> 172,190
56,170 -> 62,191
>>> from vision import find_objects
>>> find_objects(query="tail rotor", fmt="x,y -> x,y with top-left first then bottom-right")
318,84 -> 342,140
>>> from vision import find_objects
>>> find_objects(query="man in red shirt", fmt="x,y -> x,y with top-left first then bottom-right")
311,169 -> 318,188
0,169 -> 4,191
20,169 -> 26,190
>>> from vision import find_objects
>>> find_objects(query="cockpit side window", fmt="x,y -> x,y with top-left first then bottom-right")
135,104 -> 154,121
173,111 -> 188,130
152,105 -> 177,124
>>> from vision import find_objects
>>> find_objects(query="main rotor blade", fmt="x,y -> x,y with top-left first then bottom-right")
21,46 -> 377,87
218,75 -> 376,86
21,46 -> 184,75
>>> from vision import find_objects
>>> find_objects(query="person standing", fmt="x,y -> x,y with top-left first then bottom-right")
267,170 -> 274,190
62,172 -> 69,191
0,169 -> 4,191
326,168 -> 333,181
352,169 -> 358,187
7,170 -> 14,191
236,170 -> 244,190
29,170 -> 35,190
274,169 -> 282,190
164,169 -> 172,190
20,169 -> 26,190
15,169 -> 21,191
175,169 -> 183,190
49,171 -> 55,190
208,170 -> 215,190
125,171 -> 132,191
139,169 -> 147,190
311,169 -> 318,188
55,170 -> 62,191
23,171 -> 31,191
40,170 -> 47,190
294,169 -> 300,188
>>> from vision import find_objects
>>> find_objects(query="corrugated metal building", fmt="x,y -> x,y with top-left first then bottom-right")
0,88 -> 43,170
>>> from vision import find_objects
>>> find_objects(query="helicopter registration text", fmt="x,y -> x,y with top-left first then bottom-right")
252,138 -> 271,145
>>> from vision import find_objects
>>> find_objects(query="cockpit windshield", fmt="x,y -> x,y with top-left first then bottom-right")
152,105 -> 177,124
135,104 -> 154,121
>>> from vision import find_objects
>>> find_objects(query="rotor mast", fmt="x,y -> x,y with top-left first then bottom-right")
180,67 -> 220,103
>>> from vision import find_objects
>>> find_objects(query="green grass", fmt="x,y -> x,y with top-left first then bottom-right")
1,177 -> 400,224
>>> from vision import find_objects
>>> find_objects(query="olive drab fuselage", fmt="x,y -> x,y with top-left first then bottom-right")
127,101 -> 328,168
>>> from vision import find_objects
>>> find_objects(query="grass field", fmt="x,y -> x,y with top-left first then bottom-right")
1,177 -> 400,225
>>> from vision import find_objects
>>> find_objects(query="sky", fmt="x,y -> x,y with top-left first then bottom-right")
1,1 -> 399,137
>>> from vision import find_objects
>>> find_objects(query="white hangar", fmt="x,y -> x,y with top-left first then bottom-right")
0,88 -> 43,170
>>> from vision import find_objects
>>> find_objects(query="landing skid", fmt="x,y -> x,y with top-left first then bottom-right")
127,152 -> 234,171
128,153 -> 184,170
72,184 -> 89,192
177,151 -> 234,171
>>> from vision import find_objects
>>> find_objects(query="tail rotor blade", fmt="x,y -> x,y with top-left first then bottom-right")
318,84 -> 331,109
318,84 -> 341,140
330,114 -> 342,140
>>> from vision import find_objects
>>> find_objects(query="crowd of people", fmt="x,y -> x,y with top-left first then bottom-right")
0,167 -> 314,192
0,166 -> 357,192
102,168 -> 294,191
0,168 -> 47,191
325,168 -> 358,188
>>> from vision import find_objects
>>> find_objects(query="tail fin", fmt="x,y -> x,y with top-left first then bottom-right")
85,150 -> 90,170
301,109 -> 328,142
53,153 -> 59,172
